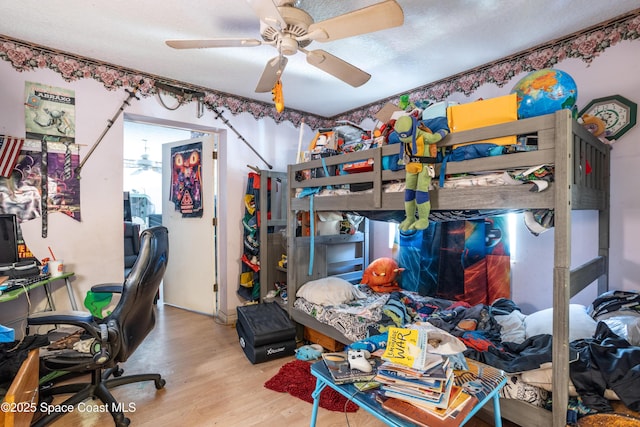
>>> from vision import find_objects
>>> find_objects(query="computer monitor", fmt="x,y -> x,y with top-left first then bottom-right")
0,214 -> 19,265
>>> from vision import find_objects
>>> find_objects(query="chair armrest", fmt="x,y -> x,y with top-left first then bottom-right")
91,283 -> 123,294
28,310 -> 95,333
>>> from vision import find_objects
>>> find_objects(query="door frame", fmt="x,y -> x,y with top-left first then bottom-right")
123,114 -> 220,315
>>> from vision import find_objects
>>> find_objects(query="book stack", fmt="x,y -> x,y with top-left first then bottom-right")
378,358 -> 507,427
375,356 -> 475,415
374,327 -> 477,426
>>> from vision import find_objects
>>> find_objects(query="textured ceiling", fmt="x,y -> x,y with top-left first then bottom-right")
2,1 -> 639,117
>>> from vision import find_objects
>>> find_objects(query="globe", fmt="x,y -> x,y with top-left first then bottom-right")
510,68 -> 578,119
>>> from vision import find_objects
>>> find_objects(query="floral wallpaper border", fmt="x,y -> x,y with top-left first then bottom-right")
1,9 -> 639,130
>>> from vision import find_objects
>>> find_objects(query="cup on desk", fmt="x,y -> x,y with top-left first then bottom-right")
49,260 -> 64,277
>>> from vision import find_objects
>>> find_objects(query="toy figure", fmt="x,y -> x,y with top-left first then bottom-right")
394,115 -> 448,231
579,113 -> 611,144
360,257 -> 404,293
295,344 -> 324,361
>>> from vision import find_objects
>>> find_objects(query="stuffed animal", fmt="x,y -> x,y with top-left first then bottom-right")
295,344 -> 324,361
360,257 -> 404,293
394,115 -> 448,230
579,113 -> 611,144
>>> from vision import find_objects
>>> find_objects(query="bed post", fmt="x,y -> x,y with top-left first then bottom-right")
286,164 -> 297,319
552,109 -> 572,427
598,144 -> 611,295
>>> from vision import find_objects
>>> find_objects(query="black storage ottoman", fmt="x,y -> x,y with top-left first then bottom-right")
236,302 -> 297,364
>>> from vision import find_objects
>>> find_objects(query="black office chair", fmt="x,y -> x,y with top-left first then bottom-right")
28,226 -> 169,427
123,221 -> 141,278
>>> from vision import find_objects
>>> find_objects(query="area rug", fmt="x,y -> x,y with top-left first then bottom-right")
264,359 -> 359,412
577,413 -> 640,427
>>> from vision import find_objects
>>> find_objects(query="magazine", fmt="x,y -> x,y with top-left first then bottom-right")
380,391 -> 477,427
380,373 -> 455,410
375,365 -> 452,392
415,386 -> 471,420
321,352 -> 377,385
453,359 -> 505,403
377,357 -> 450,382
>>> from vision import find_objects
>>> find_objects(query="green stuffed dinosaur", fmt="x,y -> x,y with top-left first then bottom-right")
394,115 -> 448,231
83,290 -> 113,318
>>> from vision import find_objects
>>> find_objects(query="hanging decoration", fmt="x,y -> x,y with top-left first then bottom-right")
170,142 -> 203,218
0,139 -> 41,223
23,82 -> 79,237
45,140 -> 81,220
25,82 -> 76,141
0,139 -> 81,227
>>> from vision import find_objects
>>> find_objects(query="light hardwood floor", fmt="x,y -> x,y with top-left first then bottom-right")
43,304 -> 503,427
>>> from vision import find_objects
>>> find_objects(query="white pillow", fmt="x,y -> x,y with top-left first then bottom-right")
296,277 -> 362,306
524,304 -> 597,342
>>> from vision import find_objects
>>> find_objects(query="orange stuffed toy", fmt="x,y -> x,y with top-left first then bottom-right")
360,257 -> 404,293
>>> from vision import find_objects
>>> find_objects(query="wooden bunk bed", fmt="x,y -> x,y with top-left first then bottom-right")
286,109 -> 611,427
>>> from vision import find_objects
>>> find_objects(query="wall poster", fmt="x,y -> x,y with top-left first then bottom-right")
170,142 -> 203,218
24,82 -> 76,141
0,139 -> 81,222
22,82 -> 80,238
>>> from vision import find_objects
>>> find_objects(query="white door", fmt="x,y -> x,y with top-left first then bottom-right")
161,134 -> 217,315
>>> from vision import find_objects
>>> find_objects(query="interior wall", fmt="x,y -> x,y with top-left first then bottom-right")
0,60 -> 306,328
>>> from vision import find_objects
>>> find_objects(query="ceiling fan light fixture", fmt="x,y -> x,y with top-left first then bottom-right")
278,37 -> 298,56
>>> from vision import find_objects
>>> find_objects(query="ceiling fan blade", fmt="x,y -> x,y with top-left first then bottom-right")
304,49 -> 371,88
246,0 -> 287,29
306,0 -> 404,42
166,38 -> 263,49
255,55 -> 288,93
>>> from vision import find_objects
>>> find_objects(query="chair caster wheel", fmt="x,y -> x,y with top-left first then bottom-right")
155,378 -> 166,389
113,367 -> 124,377
116,417 -> 130,427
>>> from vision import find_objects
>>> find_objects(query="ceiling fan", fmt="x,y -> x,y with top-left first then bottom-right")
124,143 -> 162,175
165,0 -> 404,93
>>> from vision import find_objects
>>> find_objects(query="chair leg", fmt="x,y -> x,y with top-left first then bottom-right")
33,383 -> 95,427
40,382 -> 89,397
93,381 -> 130,427
104,373 -> 166,390
102,364 -> 124,380
33,370 -> 165,427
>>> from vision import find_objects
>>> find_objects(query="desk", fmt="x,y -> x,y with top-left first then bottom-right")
0,348 -> 39,427
309,359 -> 507,427
0,273 -> 77,311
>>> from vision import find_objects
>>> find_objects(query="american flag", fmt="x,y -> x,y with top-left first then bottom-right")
0,136 -> 24,178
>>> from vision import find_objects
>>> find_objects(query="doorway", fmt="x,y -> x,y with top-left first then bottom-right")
123,121 -> 191,228
123,119 -> 219,315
